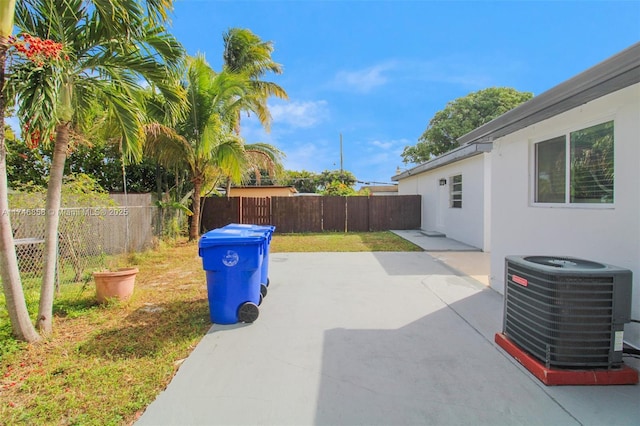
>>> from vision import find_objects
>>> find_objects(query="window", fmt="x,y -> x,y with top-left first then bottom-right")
450,174 -> 462,208
535,121 -> 614,205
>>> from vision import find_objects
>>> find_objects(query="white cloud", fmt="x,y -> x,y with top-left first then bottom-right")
270,100 -> 329,128
331,62 -> 396,93
405,53 -> 525,90
283,141 -> 336,172
370,140 -> 395,150
345,138 -> 411,183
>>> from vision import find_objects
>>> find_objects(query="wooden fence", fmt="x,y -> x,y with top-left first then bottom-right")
200,195 -> 421,233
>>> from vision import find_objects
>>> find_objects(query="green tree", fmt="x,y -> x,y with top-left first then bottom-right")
222,27 -> 288,131
8,0 -> 185,336
0,0 -> 41,342
6,133 -> 177,193
219,28 -> 288,197
402,87 -> 533,163
321,180 -> 356,196
146,55 -> 252,241
316,170 -> 357,192
280,170 -> 320,193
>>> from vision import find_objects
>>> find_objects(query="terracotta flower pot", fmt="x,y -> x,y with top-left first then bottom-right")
93,267 -> 138,304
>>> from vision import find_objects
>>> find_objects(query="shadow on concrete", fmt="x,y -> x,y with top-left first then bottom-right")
314,286 -> 640,426
372,251 -> 466,277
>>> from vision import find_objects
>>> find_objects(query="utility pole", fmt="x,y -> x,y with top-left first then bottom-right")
339,133 -> 343,173
339,133 -> 347,232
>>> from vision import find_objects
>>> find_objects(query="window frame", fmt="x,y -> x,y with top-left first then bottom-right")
450,174 -> 462,208
531,119 -> 615,209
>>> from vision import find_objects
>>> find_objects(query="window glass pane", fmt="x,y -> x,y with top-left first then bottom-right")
535,136 -> 566,203
450,174 -> 462,208
570,121 -> 614,204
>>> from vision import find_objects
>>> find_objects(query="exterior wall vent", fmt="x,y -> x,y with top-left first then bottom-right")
503,255 -> 632,369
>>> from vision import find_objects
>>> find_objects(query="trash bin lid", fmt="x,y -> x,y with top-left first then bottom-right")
223,223 -> 275,233
199,228 -> 265,249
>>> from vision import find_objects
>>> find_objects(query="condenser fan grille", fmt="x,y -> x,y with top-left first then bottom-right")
504,256 -> 632,369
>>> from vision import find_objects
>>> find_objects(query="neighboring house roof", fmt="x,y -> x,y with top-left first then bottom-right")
361,185 -> 399,194
393,42 -> 640,182
228,186 -> 298,196
458,42 -> 640,145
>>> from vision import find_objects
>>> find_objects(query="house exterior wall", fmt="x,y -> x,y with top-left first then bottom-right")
398,154 -> 489,250
490,83 -> 640,346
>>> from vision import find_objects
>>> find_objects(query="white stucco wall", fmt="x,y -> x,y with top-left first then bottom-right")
490,83 -> 640,347
398,154 -> 489,250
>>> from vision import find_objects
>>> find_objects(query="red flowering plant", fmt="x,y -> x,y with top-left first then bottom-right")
6,33 -> 69,149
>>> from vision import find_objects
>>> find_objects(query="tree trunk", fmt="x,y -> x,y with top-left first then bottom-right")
36,121 -> 70,335
189,177 -> 202,241
0,41 -> 40,342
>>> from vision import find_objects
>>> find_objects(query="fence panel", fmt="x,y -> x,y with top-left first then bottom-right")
200,197 -> 239,232
241,197 -> 271,225
199,195 -> 420,233
6,203 -> 159,290
346,197 -> 370,231
322,196 -> 346,232
271,197 -> 322,233
369,195 -> 421,230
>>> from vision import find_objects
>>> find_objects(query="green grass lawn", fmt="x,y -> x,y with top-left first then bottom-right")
270,231 -> 422,252
0,232 -> 420,425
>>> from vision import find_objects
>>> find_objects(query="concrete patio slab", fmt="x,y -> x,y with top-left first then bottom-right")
391,229 -> 481,252
137,250 -> 639,425
391,230 -> 491,286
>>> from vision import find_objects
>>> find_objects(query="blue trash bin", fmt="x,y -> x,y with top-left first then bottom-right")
223,224 -> 275,296
198,229 -> 266,324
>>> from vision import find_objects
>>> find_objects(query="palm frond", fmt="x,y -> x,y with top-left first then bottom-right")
144,122 -> 192,170
98,81 -> 146,163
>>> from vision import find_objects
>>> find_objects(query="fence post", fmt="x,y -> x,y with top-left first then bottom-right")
344,196 -> 348,233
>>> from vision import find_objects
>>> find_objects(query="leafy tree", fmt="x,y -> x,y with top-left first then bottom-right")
321,180 -> 356,196
402,87 -> 533,163
280,170 -> 320,193
316,170 -> 357,192
6,0 -> 185,337
6,134 -> 176,193
5,131 -> 49,187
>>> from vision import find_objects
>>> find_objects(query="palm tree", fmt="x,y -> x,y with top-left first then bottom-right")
222,28 -> 288,132
146,55 -> 253,241
0,0 -> 41,342
219,28 -> 288,194
8,0 -> 185,335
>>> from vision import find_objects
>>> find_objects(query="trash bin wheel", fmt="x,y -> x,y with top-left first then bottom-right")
266,278 -> 270,287
258,293 -> 263,306
238,302 -> 259,323
260,284 -> 268,298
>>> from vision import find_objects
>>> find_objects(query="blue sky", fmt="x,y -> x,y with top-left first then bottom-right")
167,1 -> 639,186
14,1 -> 640,187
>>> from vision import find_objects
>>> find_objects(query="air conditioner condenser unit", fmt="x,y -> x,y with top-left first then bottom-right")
502,255 -> 632,369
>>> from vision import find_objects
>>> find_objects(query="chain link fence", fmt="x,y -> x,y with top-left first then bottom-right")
6,194 -> 186,291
